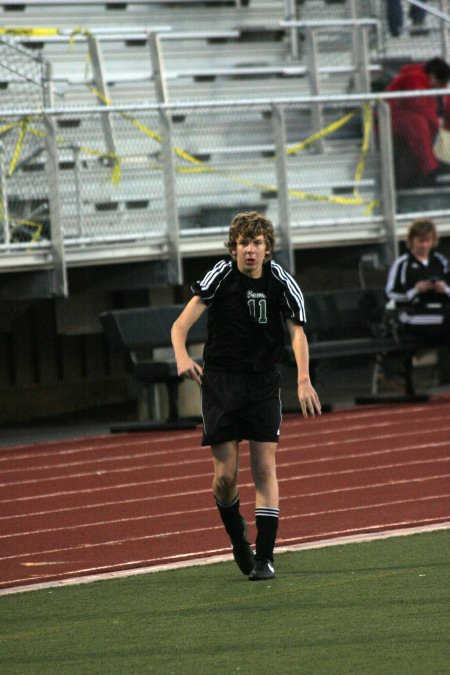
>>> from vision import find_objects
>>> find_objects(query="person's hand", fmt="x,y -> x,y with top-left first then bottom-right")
415,280 -> 435,293
176,356 -> 203,385
297,378 -> 321,418
433,279 -> 448,294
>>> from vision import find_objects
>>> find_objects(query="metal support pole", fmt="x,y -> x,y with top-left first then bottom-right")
43,60 -> 55,109
0,142 -> 10,245
149,30 -> 181,283
377,101 -> 398,265
284,0 -> 299,60
72,145 -> 83,237
305,28 -> 324,153
148,31 -> 169,103
159,110 -> 182,285
440,0 -> 450,61
352,28 -> 371,93
43,113 -> 68,296
86,34 -> 117,159
272,104 -> 294,274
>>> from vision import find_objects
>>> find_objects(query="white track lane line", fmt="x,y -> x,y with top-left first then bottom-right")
2,456 -> 450,505
2,473 -> 448,522
1,436 -> 449,488
1,493 -> 448,542
2,419 -> 450,475
0,403 -> 437,453
0,416 -> 450,471
1,521 -> 449,595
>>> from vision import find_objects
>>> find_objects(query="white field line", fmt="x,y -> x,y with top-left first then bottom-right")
0,521 -> 449,596
1,456 -> 449,505
2,473 -> 448,522
1,492 -> 448,542
1,436 -> 449,489
0,415 -> 450,472
2,419 -> 450,475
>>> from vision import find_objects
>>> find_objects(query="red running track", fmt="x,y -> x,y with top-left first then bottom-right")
1,397 -> 450,591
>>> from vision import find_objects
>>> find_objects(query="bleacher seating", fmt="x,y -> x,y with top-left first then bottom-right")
2,0 -> 450,270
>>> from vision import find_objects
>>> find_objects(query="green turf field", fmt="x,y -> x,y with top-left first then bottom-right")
1,530 -> 449,674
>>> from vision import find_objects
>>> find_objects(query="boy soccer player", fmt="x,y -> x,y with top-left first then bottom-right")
171,211 -> 321,580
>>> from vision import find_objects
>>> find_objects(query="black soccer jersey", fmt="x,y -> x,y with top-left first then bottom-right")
192,259 -> 306,372
386,251 -> 450,306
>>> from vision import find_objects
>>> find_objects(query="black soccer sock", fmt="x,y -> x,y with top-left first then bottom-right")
255,507 -> 279,561
215,493 -> 247,543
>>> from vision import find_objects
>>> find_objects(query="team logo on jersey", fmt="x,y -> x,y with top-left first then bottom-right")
247,290 -> 268,324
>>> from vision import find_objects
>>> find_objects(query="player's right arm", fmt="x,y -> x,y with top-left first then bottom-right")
171,295 -> 207,385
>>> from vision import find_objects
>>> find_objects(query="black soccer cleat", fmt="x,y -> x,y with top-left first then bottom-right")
231,516 -> 255,575
232,541 -> 256,575
248,558 -> 275,581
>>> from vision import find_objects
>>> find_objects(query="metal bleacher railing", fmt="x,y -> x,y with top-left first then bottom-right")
1,0 -> 450,297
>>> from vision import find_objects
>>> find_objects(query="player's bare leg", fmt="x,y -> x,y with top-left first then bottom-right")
211,441 -> 255,575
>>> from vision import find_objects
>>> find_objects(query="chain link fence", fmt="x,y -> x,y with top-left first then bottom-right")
2,90 -> 450,272
0,95 -> 385,259
0,36 -> 49,246
54,110 -> 167,244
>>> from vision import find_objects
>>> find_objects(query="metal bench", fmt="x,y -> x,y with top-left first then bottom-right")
100,304 -> 207,431
283,288 -> 426,405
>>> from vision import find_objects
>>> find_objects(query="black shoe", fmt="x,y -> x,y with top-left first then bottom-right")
248,558 -> 275,581
231,517 -> 255,575
232,541 -> 256,575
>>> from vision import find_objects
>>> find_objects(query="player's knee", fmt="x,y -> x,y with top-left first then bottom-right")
214,471 -> 237,496
253,463 -> 276,488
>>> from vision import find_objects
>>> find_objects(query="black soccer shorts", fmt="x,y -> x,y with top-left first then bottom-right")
200,367 -> 282,446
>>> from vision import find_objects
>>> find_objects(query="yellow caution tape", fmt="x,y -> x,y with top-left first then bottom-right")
0,24 -> 378,216
0,121 -> 21,134
2,213 -> 44,243
69,27 -> 91,43
8,115 -> 31,176
0,27 -> 59,36
286,110 -> 356,156
88,83 -> 203,166
174,106 -> 377,210
15,218 -> 43,243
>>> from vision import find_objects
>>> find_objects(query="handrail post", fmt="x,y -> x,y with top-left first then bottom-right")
377,101 -> 398,265
0,141 -> 10,245
284,0 -> 299,60
305,27 -> 324,152
86,34 -> 117,160
148,30 -> 182,283
43,113 -> 68,296
148,30 -> 169,103
159,108 -> 182,285
272,103 -> 294,274
440,0 -> 450,61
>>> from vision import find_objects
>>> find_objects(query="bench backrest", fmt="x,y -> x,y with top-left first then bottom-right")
101,288 -> 387,358
100,304 -> 207,352
303,287 -> 386,341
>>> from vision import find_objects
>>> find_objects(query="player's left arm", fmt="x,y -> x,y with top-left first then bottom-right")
286,319 -> 321,418
171,295 -> 206,385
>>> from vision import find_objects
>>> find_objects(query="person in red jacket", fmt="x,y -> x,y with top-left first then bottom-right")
386,57 -> 450,187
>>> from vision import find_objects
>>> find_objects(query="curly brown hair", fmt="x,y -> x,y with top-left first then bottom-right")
225,211 -> 275,260
406,218 -> 438,249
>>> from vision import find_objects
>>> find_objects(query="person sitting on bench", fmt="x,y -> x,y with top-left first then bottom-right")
385,218 -> 450,347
